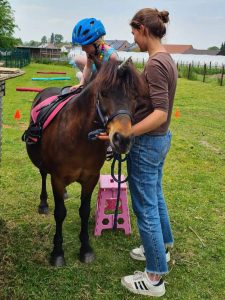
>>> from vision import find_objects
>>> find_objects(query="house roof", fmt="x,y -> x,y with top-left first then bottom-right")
183,49 -> 220,56
126,43 -> 195,54
38,43 -> 60,49
17,45 -> 61,50
105,40 -> 130,50
163,44 -> 193,54
126,42 -> 139,52
63,45 -> 73,49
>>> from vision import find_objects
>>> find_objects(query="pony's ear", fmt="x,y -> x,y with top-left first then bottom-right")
88,54 -> 102,71
118,57 -> 133,76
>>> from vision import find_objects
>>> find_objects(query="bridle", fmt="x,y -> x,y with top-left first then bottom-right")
88,93 -> 133,140
88,56 -> 134,136
96,95 -> 133,128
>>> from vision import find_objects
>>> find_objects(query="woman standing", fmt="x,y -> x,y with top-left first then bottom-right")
121,8 -> 178,297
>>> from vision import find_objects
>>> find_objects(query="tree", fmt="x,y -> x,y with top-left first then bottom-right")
0,0 -> 18,48
50,33 -> 55,44
28,40 -> 40,47
23,40 -> 40,47
207,46 -> 219,50
15,37 -> 23,45
41,35 -> 47,44
219,42 -> 225,56
54,34 -> 63,45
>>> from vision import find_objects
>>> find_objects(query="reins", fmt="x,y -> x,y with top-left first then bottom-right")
88,56 -> 134,232
111,153 -> 128,230
88,94 -> 130,231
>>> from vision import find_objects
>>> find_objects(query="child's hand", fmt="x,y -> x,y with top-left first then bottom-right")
70,84 -> 81,91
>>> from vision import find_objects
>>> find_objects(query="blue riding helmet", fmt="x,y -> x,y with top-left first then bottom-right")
72,18 -> 106,45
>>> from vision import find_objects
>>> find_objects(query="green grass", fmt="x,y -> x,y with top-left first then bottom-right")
0,64 -> 225,299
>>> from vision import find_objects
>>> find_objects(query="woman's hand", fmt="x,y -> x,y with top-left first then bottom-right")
97,132 -> 110,141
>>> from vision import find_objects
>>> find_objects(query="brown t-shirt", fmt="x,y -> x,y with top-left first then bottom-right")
134,52 -> 178,135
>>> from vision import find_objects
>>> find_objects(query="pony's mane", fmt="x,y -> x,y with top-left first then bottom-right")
93,61 -> 146,97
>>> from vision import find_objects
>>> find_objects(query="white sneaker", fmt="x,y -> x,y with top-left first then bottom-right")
130,245 -> 170,262
121,271 -> 165,297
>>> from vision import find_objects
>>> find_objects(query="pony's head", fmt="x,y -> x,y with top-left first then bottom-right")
93,58 -> 145,154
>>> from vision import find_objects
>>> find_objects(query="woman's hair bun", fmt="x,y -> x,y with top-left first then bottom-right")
159,11 -> 169,23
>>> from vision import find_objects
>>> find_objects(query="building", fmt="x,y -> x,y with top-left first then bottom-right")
126,43 -> 220,56
183,48 -> 220,55
61,45 -> 73,53
17,45 -> 61,59
163,44 -> 193,54
126,42 -> 139,52
127,44 -> 194,54
105,40 -> 130,51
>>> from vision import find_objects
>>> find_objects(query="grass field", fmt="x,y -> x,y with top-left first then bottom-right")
0,63 -> 225,300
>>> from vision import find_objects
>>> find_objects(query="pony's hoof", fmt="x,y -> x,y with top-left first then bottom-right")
79,252 -> 95,263
50,255 -> 66,267
38,205 -> 49,214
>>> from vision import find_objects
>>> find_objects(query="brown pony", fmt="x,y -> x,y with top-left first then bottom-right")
25,59 -> 144,267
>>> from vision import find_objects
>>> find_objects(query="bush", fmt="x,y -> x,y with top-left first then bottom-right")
31,57 -> 71,67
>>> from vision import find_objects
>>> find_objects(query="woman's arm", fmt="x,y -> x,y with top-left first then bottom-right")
97,109 -> 167,141
132,109 -> 168,137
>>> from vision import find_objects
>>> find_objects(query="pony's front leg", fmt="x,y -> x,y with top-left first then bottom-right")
79,175 -> 99,263
38,169 -> 49,214
50,176 -> 67,267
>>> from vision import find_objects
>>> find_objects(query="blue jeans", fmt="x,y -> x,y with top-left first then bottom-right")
127,131 -> 174,275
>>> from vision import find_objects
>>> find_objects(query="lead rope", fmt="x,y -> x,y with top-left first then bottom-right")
111,153 -> 128,230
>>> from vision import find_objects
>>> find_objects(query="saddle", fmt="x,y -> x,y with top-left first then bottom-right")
22,86 -> 83,144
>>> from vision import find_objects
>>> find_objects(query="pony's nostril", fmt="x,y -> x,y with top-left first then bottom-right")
112,132 -> 133,154
113,132 -> 121,145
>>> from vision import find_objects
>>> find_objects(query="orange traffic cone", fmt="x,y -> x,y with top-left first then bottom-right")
14,109 -> 21,120
175,108 -> 181,118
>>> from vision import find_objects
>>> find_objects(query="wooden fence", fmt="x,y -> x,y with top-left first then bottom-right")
176,63 -> 224,86
134,59 -> 224,86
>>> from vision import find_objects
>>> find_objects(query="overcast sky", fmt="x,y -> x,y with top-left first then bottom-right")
9,0 -> 225,49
